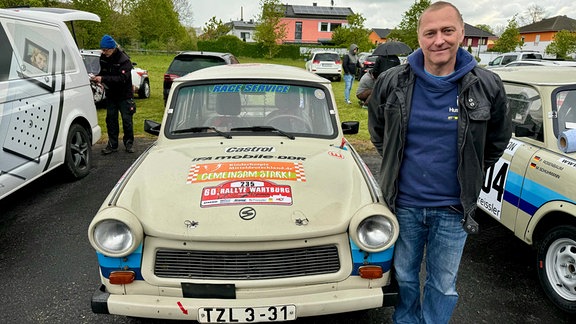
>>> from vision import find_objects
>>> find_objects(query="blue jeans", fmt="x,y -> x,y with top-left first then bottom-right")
343,74 -> 354,101
393,206 -> 468,324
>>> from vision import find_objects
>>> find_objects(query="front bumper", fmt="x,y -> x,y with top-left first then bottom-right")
92,281 -> 398,320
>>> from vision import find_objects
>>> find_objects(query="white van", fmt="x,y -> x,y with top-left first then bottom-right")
0,8 -> 101,200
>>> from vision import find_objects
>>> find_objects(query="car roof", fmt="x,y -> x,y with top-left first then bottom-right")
492,66 -> 576,85
80,49 -> 101,56
505,60 -> 576,67
174,63 -> 331,85
312,51 -> 339,55
175,51 -> 234,58
1,7 -> 100,22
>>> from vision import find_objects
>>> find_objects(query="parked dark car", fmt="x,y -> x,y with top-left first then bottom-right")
163,51 -> 239,102
356,55 -> 377,80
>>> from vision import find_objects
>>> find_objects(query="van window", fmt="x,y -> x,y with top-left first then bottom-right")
2,18 -> 77,80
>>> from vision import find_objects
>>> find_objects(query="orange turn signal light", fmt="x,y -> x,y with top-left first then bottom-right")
359,265 -> 383,279
109,271 -> 135,284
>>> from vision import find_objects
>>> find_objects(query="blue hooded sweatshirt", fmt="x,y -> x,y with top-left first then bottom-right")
396,48 -> 477,208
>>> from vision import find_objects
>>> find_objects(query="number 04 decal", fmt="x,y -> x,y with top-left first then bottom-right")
478,159 -> 510,220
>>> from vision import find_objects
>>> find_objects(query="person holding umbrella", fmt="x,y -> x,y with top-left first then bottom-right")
342,44 -> 359,104
368,1 -> 511,323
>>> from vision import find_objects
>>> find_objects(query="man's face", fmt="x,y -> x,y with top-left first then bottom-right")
417,6 -> 464,75
101,48 -> 114,57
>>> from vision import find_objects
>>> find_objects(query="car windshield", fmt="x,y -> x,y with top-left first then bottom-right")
166,82 -> 336,138
505,84 -> 543,141
168,56 -> 226,75
82,54 -> 100,74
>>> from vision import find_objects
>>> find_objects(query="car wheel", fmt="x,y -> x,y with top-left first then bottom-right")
138,79 -> 150,99
335,75 -> 342,82
537,225 -> 576,313
63,123 -> 91,179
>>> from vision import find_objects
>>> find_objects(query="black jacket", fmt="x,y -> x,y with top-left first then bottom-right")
98,49 -> 133,100
368,64 -> 511,233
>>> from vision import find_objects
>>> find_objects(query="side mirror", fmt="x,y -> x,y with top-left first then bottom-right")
144,119 -> 161,136
342,121 -> 359,134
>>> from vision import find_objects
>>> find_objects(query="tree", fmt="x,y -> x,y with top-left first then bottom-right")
173,0 -> 193,26
491,15 -> 522,53
546,30 -> 576,59
475,24 -> 494,35
72,0 -> 115,48
386,0 -> 431,50
0,0 -> 59,8
201,16 -> 232,40
132,0 -> 190,50
254,0 -> 286,58
330,13 -> 372,51
522,4 -> 547,25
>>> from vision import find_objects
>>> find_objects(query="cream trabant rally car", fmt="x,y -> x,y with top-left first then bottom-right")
478,66 -> 576,313
88,63 -> 399,322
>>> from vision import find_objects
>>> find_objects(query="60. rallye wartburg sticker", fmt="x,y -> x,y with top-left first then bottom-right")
201,180 -> 293,207
187,161 -> 306,183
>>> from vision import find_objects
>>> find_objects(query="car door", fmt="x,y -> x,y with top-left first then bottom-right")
0,14 -> 74,198
478,84 -> 545,232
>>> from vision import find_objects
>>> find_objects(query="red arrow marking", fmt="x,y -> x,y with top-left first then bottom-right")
177,301 -> 188,315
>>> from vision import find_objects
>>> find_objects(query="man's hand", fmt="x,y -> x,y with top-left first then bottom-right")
89,74 -> 102,83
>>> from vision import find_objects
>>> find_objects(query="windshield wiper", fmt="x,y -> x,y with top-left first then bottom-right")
172,126 -> 232,139
230,126 -> 296,140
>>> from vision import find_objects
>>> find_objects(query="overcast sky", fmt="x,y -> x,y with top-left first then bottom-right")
190,0 -> 574,31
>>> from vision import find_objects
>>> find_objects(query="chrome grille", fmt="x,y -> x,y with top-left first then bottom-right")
154,245 -> 340,280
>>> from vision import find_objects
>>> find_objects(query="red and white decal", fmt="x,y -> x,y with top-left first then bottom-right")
201,180 -> 292,207
187,161 -> 306,183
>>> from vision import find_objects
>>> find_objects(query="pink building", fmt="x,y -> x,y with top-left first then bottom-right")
280,3 -> 353,44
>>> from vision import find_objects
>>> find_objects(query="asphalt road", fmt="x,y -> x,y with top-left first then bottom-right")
0,138 -> 574,323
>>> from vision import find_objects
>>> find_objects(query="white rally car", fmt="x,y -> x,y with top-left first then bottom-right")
478,66 -> 576,313
88,63 -> 399,321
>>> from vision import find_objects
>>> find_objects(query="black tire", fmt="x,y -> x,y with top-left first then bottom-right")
138,79 -> 150,99
536,225 -> 576,313
63,123 -> 92,179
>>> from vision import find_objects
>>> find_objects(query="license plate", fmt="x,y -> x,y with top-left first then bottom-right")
198,305 -> 296,323
321,63 -> 332,67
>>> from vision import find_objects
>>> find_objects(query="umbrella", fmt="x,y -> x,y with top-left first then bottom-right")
373,41 -> 412,56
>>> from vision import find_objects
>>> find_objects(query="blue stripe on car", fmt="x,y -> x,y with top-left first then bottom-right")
97,244 -> 143,280
504,171 -> 573,216
349,240 -> 394,275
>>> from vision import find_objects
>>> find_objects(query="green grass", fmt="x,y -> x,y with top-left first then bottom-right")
98,53 -> 374,153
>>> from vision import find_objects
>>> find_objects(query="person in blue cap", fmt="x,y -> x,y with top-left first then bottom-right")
90,34 -> 136,154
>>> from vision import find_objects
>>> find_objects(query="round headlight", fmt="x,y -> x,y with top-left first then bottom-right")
357,216 -> 393,249
93,219 -> 134,255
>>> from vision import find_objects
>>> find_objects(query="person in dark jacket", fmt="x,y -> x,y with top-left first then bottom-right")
368,2 -> 511,323
342,44 -> 359,104
91,34 -> 135,154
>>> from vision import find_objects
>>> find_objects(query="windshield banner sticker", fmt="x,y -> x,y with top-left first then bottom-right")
211,84 -> 290,93
187,161 -> 306,183
200,180 -> 292,207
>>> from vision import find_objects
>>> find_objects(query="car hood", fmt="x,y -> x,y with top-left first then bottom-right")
109,139 -> 376,241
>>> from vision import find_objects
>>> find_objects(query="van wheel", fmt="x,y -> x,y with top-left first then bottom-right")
63,123 -> 91,179
536,225 -> 576,313
138,79 -> 150,99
